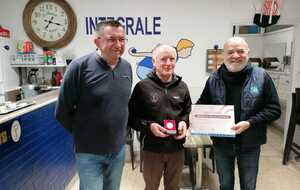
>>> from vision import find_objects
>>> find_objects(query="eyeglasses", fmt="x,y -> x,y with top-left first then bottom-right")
98,37 -> 127,44
225,49 -> 248,55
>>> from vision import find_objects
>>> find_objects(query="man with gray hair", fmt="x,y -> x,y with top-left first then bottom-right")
55,20 -> 132,190
196,36 -> 281,190
129,44 -> 192,190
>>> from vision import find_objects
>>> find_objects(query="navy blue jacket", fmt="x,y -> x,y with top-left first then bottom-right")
197,63 -> 281,147
55,52 -> 132,154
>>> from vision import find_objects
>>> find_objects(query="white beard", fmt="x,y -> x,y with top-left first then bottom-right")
224,60 -> 247,72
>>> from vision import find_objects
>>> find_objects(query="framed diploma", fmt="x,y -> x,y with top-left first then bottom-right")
190,105 -> 235,137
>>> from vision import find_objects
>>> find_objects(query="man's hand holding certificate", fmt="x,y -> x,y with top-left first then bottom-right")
190,105 -> 235,137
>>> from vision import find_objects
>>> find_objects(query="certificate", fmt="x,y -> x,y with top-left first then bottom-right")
190,105 -> 235,137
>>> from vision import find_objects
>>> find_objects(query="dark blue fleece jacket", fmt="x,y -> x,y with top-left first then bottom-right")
55,52 -> 132,154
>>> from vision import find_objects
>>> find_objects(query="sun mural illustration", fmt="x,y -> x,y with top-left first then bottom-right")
128,38 -> 195,80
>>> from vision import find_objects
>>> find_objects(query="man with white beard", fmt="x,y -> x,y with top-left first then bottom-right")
196,37 -> 281,190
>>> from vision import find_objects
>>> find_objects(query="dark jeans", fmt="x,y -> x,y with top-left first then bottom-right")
214,144 -> 261,190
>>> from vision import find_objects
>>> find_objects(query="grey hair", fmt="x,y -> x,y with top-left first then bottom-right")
152,43 -> 177,60
224,36 -> 249,49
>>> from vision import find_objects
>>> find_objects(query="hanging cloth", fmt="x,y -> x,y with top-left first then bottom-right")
253,0 -> 283,27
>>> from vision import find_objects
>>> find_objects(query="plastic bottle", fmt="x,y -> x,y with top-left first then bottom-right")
47,51 -> 53,64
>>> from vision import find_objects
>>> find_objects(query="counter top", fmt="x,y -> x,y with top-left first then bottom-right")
0,90 -> 59,124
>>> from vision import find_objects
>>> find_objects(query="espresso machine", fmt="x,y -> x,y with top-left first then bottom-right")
27,68 -> 39,84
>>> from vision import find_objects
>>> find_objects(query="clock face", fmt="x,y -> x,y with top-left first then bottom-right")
23,0 -> 77,49
31,2 -> 68,42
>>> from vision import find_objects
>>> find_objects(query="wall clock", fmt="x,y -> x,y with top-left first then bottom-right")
23,0 -> 77,49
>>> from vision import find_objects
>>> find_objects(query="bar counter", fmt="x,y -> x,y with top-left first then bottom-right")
0,90 -> 59,124
0,90 -> 76,190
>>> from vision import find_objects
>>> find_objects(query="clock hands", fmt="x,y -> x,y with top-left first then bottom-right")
44,16 -> 54,29
44,16 -> 63,29
52,22 -> 62,26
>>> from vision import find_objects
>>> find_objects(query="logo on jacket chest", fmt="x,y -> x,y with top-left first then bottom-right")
149,92 -> 180,104
150,92 -> 159,103
250,85 -> 259,95
170,92 -> 180,100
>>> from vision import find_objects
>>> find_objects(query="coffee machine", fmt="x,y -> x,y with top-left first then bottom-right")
27,68 -> 39,84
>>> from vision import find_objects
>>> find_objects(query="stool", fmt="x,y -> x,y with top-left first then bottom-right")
184,134 -> 214,189
126,128 -> 135,170
202,145 -> 215,173
283,88 -> 300,165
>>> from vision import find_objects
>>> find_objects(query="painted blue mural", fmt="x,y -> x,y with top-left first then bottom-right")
128,39 -> 195,80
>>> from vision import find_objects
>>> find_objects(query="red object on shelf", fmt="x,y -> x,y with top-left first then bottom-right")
23,41 -> 33,53
51,70 -> 63,86
0,27 -> 10,38
55,71 -> 63,86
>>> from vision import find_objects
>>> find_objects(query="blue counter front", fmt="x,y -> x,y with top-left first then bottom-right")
0,102 -> 76,190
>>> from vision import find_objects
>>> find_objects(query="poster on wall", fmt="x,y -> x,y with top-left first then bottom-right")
128,39 -> 195,80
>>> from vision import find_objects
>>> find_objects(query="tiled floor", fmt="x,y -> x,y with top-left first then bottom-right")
67,126 -> 300,190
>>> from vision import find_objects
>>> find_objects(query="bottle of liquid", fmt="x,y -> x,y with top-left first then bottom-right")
43,49 -> 48,64
47,51 -> 54,65
20,87 -> 25,100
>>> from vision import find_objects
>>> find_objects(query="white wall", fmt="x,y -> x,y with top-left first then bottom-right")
0,0 -> 276,102
1,0 -> 300,145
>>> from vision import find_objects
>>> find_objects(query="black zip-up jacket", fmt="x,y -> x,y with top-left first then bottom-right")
196,63 -> 281,147
128,72 -> 192,153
